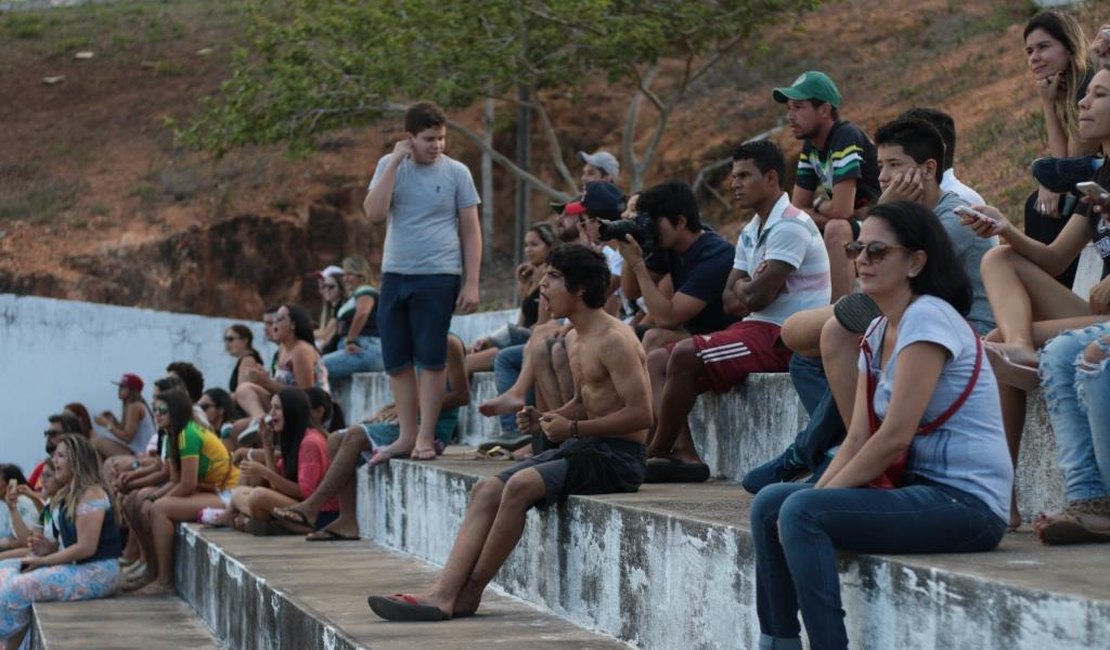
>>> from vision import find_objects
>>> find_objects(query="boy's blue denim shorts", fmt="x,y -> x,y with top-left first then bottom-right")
378,272 -> 460,373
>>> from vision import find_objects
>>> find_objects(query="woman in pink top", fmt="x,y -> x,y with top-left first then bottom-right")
223,388 -> 339,533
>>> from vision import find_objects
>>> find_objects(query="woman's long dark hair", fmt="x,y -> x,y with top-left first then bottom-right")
202,388 -> 243,429
276,388 -> 314,481
284,304 -> 316,346
1023,11 -> 1088,141
159,389 -> 195,471
865,202 -> 973,315
304,386 -> 345,432
228,324 -> 263,363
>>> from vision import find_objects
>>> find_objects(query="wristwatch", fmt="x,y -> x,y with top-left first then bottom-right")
813,195 -> 826,212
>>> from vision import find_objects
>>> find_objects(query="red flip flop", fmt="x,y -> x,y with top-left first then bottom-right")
367,593 -> 448,622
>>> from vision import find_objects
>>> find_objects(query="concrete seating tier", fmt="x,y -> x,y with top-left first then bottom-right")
335,370 -> 1067,523
31,597 -> 220,650
174,524 -> 632,649
358,453 -> 1110,650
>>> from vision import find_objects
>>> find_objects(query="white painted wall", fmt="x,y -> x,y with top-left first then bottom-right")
0,295 -> 270,476
0,295 -> 517,476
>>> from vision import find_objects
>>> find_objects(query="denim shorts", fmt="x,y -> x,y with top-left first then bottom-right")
378,272 -> 460,373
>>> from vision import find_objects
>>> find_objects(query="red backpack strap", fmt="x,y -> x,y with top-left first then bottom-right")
917,320 -> 983,435
860,317 -> 887,435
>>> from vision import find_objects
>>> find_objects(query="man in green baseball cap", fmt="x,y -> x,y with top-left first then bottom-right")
772,70 -> 842,108
772,70 -> 880,302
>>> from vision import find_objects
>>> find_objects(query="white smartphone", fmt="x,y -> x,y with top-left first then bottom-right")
953,205 -> 999,227
1075,181 -> 1110,202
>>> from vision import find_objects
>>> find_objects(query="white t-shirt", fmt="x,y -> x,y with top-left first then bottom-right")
732,193 -> 831,326
859,295 -> 1013,522
941,169 -> 985,207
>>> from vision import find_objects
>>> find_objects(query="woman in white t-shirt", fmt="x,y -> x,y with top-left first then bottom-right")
750,202 -> 1013,650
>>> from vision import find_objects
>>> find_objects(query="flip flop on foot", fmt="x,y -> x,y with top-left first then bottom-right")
410,447 -> 437,461
305,528 -> 359,542
644,457 -> 711,484
476,434 -> 531,454
272,507 -> 316,529
984,342 -> 1040,392
367,594 -> 448,622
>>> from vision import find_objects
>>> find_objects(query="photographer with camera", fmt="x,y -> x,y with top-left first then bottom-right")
644,142 -> 831,482
617,181 -> 737,353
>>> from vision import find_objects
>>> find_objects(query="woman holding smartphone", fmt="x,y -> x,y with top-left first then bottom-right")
968,65 -> 1110,527
0,435 -> 121,650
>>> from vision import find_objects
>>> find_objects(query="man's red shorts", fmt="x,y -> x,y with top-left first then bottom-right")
690,320 -> 792,394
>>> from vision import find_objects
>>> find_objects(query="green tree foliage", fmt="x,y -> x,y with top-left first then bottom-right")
180,0 -> 819,197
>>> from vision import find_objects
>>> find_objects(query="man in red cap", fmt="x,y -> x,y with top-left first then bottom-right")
92,373 -> 158,459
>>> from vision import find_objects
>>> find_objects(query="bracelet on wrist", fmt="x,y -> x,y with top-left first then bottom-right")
571,419 -> 579,439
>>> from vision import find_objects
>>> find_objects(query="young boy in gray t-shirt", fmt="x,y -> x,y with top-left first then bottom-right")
362,101 -> 482,462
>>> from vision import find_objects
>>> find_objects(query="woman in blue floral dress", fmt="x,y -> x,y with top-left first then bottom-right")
0,434 -> 121,649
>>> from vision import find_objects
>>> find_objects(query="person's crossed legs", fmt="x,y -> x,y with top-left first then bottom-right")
273,426 -> 368,539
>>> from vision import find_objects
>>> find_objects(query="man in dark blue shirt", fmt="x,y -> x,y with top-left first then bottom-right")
617,181 -> 737,353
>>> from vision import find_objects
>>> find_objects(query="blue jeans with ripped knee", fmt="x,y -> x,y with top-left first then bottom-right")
1039,321 -> 1110,502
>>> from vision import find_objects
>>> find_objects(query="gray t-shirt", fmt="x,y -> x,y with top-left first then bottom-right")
859,295 -> 1012,523
369,153 -> 480,275
933,191 -> 996,335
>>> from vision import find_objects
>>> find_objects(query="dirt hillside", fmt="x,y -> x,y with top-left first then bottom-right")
0,0 -> 1099,318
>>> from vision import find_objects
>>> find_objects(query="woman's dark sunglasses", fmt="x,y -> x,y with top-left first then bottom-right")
844,240 -> 906,262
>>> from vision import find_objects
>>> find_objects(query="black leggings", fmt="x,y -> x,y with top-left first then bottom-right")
1024,189 -> 1079,289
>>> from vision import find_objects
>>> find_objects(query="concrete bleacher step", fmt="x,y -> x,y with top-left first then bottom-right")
337,370 -> 1068,522
358,452 -> 1110,650
32,596 -> 222,650
174,524 -> 632,650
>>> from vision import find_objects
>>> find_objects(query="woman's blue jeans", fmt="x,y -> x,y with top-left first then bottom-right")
1039,322 -> 1110,502
750,481 -> 1006,650
322,335 -> 384,381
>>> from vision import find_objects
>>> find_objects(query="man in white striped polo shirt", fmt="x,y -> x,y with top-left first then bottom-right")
645,141 -> 831,482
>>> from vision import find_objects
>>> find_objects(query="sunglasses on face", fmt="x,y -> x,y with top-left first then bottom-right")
43,429 -> 62,438
197,401 -> 216,410
322,284 -> 339,290
224,335 -> 240,342
844,240 -> 907,262
154,404 -> 169,415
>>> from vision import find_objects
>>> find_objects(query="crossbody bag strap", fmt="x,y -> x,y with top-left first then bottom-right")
916,320 -> 983,435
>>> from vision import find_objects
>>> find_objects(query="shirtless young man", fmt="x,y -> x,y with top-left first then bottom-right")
367,243 -> 652,622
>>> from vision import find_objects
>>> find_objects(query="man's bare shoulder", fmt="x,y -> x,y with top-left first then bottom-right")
591,315 -> 645,363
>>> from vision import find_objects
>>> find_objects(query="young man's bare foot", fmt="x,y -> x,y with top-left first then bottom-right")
368,443 -> 413,467
478,392 -> 525,417
451,579 -> 485,617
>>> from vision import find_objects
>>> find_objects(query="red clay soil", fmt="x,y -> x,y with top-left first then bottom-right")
0,0 -> 1100,317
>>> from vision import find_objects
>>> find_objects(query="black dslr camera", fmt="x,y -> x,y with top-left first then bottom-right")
599,212 -> 657,252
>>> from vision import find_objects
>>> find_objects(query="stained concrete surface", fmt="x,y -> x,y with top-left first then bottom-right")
430,452 -> 1110,604
182,525 -> 631,650
32,597 -> 221,649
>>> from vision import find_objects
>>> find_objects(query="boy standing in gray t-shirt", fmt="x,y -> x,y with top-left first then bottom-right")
363,101 -> 482,462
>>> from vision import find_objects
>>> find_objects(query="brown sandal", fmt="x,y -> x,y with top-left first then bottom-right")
1036,497 -> 1110,545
